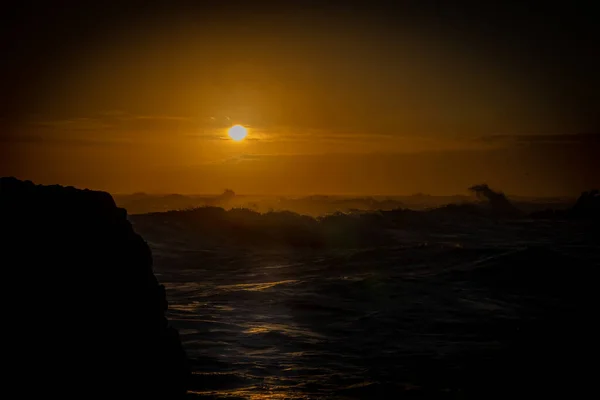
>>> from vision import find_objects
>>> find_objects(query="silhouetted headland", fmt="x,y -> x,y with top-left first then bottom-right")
0,177 -> 189,398
531,189 -> 600,220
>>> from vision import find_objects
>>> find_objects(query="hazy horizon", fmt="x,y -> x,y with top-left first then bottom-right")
109,188 -> 574,200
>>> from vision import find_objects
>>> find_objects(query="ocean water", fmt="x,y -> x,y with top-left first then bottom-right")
132,210 -> 598,399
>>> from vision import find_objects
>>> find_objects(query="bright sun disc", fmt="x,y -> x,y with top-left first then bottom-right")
228,125 -> 248,141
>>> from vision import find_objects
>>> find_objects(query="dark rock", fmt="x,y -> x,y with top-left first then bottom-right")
0,177 -> 189,398
530,189 -> 599,220
570,189 -> 600,219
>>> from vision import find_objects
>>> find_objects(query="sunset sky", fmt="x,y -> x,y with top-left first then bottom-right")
2,1 -> 598,195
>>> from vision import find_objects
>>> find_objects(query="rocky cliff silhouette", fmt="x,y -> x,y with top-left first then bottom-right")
0,177 -> 189,398
570,189 -> 600,219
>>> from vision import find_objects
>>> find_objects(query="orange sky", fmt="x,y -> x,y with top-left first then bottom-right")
2,2 -> 598,195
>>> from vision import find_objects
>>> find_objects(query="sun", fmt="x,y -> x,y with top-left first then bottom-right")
228,125 -> 248,141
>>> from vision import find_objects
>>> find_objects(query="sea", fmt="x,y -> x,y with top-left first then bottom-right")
131,204 -> 598,399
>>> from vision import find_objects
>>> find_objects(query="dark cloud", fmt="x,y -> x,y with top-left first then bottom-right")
215,154 -> 264,165
0,134 -> 129,146
25,113 -> 198,135
484,133 -> 600,145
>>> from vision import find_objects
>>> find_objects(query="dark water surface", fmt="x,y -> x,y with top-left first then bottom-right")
133,215 -> 598,399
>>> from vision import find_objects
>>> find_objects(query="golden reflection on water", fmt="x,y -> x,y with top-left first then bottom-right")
188,388 -> 310,399
242,323 -> 325,340
217,280 -> 298,292
244,326 -> 271,334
